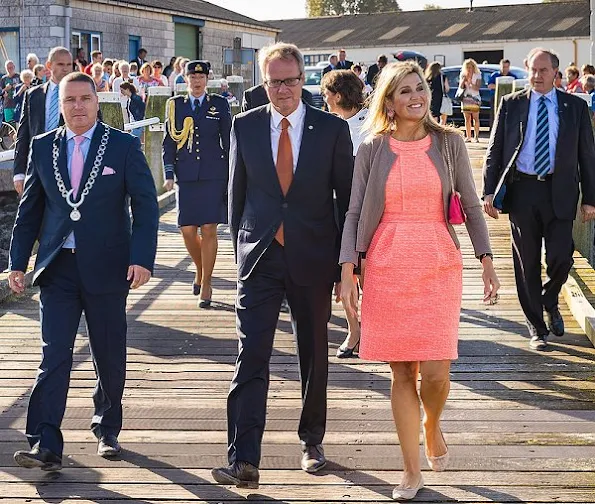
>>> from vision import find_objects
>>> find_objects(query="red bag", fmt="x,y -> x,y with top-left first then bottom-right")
445,135 -> 466,225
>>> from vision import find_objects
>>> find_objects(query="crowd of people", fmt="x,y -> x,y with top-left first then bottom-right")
4,39 -> 595,502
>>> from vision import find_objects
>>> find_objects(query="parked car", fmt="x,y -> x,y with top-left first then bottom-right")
442,64 -> 528,126
303,66 -> 325,108
393,50 -> 427,70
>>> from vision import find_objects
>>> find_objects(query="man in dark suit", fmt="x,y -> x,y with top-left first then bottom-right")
241,83 -> 314,112
336,49 -> 353,71
13,46 -> 72,195
131,48 -> 147,69
366,54 -> 388,89
322,54 -> 338,76
212,42 -> 353,488
483,48 -> 595,351
8,72 -> 159,471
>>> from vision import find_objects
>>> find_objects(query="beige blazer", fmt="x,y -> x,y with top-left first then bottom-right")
339,130 -> 492,265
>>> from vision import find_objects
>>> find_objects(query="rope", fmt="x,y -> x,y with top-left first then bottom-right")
166,99 -> 194,152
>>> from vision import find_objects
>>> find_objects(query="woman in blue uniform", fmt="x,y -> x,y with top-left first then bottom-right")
163,60 -> 232,307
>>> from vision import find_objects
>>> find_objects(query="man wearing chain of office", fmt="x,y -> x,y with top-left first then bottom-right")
163,60 -> 231,308
8,72 -> 158,471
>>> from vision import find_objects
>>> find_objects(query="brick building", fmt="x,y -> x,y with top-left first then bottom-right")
0,0 -> 279,87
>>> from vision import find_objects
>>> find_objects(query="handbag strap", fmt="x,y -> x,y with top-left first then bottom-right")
444,134 -> 455,194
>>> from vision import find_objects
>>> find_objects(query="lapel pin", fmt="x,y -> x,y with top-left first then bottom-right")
308,125 -> 314,130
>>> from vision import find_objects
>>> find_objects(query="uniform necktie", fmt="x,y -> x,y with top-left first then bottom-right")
46,85 -> 60,131
194,98 -> 201,111
275,117 -> 293,246
534,96 -> 550,177
71,136 -> 85,198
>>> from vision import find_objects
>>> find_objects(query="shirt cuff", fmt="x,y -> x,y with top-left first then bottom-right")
164,165 -> 174,180
13,174 -> 25,182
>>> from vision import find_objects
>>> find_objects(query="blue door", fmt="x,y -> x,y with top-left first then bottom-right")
129,36 -> 141,62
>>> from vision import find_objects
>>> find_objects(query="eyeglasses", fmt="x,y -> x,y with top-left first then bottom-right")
265,75 -> 302,88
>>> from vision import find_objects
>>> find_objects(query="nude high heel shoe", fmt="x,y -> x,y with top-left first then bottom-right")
424,428 -> 449,472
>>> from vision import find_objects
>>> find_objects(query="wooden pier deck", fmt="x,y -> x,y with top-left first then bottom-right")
0,142 -> 594,502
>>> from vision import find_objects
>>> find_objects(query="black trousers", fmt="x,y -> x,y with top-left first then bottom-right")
27,250 -> 128,457
508,178 -> 574,335
227,240 -> 333,467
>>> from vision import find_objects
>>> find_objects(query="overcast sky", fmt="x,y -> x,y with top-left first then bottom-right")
214,0 -> 541,20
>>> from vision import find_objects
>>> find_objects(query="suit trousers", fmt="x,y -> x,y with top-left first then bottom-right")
227,240 -> 333,467
508,178 -> 574,335
27,250 -> 128,457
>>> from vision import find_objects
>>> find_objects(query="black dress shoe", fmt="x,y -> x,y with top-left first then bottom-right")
336,339 -> 360,359
211,461 -> 260,489
97,434 -> 121,458
547,307 -> 565,337
301,444 -> 326,473
14,444 -> 62,471
192,283 -> 201,296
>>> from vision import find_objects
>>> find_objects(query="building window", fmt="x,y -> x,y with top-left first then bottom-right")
0,29 -> 19,71
303,54 -> 331,66
72,31 -> 102,62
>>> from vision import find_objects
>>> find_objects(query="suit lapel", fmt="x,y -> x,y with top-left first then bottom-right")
262,105 -> 283,196
289,104 -> 319,196
56,127 -> 71,192
80,122 -> 104,191
36,83 -> 50,130
518,88 -> 530,132
555,89 -> 568,156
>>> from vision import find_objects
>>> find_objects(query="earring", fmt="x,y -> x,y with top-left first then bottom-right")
387,109 -> 395,119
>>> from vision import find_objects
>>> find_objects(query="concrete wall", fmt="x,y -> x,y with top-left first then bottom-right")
302,38 -> 591,70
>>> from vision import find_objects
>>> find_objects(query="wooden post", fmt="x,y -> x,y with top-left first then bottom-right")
97,92 -> 125,130
144,87 -> 172,195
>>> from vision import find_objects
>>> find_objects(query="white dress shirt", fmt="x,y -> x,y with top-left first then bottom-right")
346,108 -> 367,155
270,101 -> 306,173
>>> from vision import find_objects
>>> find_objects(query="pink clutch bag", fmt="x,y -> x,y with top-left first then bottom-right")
445,136 -> 466,225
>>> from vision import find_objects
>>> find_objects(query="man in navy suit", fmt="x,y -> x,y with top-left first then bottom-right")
212,42 -> 353,488
8,72 -> 159,471
13,46 -> 72,195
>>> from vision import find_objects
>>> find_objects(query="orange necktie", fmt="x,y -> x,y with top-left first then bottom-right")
275,118 -> 293,246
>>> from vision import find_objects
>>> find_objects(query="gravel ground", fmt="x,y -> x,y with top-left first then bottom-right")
0,193 -> 18,271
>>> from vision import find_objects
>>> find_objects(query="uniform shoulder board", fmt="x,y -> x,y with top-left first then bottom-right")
209,93 -> 226,101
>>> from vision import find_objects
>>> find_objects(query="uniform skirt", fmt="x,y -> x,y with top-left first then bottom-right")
176,179 -> 227,227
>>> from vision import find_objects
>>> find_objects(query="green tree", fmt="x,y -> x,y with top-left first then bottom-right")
307,0 -> 400,16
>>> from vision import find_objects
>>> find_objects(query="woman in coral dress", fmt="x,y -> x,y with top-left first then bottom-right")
340,61 -> 500,500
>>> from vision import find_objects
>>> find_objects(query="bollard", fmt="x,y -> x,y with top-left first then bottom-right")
144,87 -> 172,195
494,76 -> 515,116
175,83 -> 188,97
513,79 -> 530,92
97,92 -> 125,130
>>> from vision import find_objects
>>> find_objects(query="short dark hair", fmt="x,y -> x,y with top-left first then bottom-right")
103,59 -> 113,66
139,48 -> 147,55
500,59 -> 510,65
59,71 -> 97,97
352,64 -> 362,72
119,81 -> 137,95
378,54 -> 388,64
152,60 -> 163,68
321,69 -> 364,110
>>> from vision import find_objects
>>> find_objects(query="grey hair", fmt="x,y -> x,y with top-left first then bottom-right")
4,59 -> 14,71
20,69 -> 34,81
258,42 -> 305,78
26,53 -> 39,65
527,47 -> 560,70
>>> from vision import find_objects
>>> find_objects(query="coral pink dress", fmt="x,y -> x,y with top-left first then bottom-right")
359,135 -> 463,362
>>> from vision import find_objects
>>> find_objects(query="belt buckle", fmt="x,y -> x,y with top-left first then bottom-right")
536,174 -> 546,182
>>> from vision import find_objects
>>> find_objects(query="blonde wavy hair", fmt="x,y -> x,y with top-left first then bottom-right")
362,61 -> 450,139
460,58 -> 480,80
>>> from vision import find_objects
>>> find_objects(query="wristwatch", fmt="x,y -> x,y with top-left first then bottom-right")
478,253 -> 493,262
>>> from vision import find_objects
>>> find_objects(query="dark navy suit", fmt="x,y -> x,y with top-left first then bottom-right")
163,93 -> 231,226
227,103 -> 354,467
9,122 -> 159,456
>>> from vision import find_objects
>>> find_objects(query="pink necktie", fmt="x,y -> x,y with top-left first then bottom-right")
71,136 -> 85,197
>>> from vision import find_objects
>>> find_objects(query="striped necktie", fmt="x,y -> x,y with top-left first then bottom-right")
46,85 -> 60,131
534,96 -> 550,177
